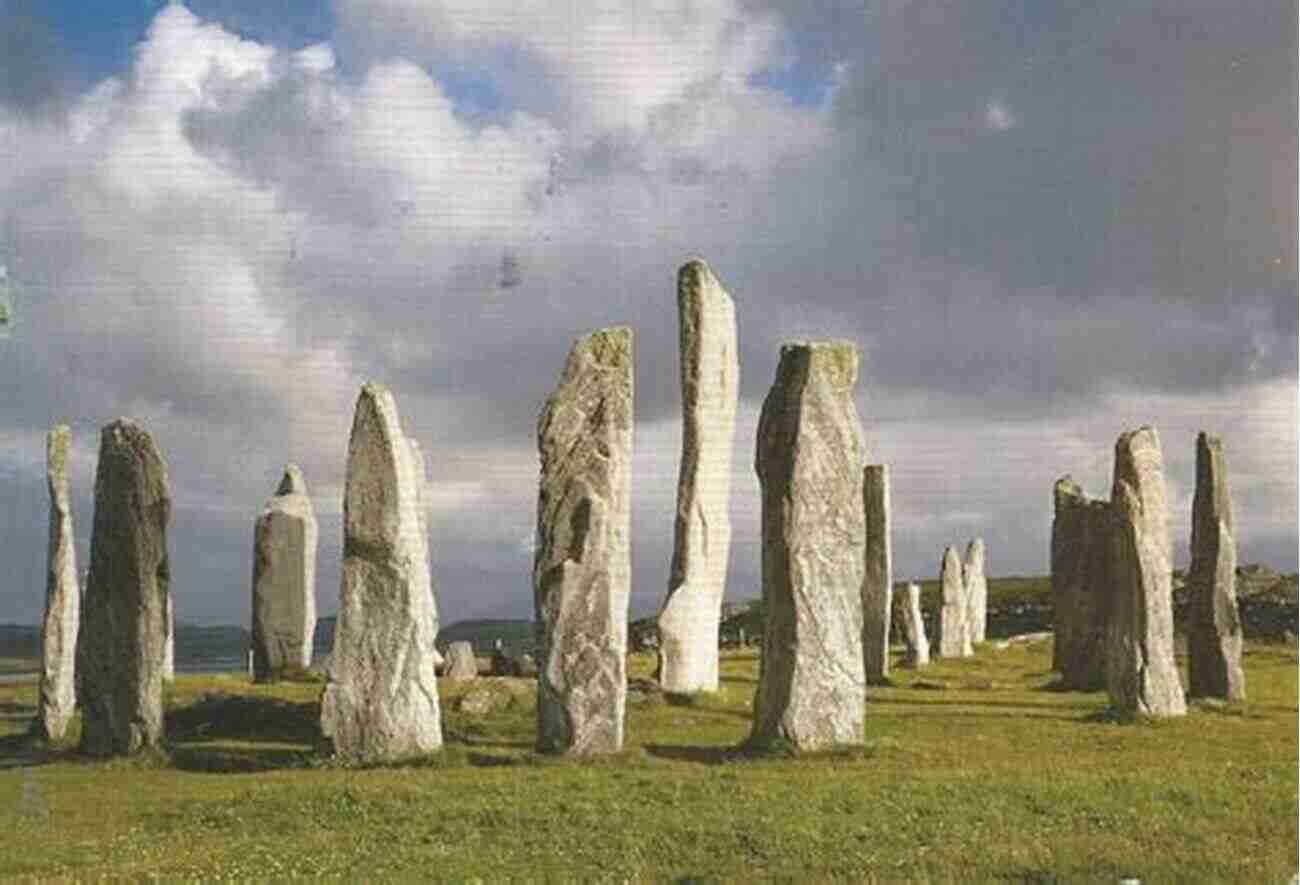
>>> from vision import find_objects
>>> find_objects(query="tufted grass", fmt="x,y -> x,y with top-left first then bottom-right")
0,639 -> 1295,881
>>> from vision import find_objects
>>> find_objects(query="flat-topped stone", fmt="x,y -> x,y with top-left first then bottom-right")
1051,476 -> 1109,690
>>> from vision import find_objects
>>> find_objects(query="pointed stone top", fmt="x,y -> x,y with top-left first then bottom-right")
1114,425 -> 1164,484
559,326 -> 633,383
965,537 -> 986,565
101,418 -> 166,469
1194,431 -> 1233,535
776,339 -> 858,391
678,258 -> 726,295
344,382 -> 421,554
277,464 -> 307,496
942,545 -> 962,569
1054,474 -> 1081,501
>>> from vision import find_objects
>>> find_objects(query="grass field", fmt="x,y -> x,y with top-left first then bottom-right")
1,639 -> 1295,881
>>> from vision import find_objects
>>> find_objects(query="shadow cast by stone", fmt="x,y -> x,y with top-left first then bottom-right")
166,692 -> 320,745
169,744 -> 315,773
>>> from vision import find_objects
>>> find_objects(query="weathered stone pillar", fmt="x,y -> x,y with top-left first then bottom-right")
77,419 -> 171,756
901,581 -> 930,667
37,425 -> 79,741
963,538 -> 987,645
658,259 -> 739,694
1105,427 -> 1185,717
534,327 -> 633,754
163,601 -> 174,681
444,641 -> 479,681
751,340 -> 867,751
252,465 -> 318,681
937,546 -> 970,657
1187,432 -> 1245,701
861,465 -> 892,684
1050,476 -> 1109,689
320,383 -> 443,759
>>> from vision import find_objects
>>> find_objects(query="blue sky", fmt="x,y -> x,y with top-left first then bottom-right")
0,1 -> 1294,626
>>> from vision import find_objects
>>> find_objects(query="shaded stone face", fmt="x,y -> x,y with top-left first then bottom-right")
319,383 -> 443,760
1105,427 -> 1186,717
1050,477 -> 1110,690
861,465 -> 892,684
534,327 -> 633,754
901,582 -> 930,668
77,419 -> 171,756
937,546 -> 970,658
37,424 -> 79,742
1187,432 -> 1245,702
751,340 -> 867,751
658,260 -> 739,695
252,464 -> 318,681
963,538 -> 987,645
444,641 -> 479,681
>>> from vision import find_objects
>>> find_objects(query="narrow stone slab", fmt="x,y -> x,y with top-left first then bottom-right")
751,340 -> 867,751
1050,477 -> 1109,689
1105,427 -> 1186,717
320,383 -> 443,760
937,546 -> 970,657
861,465 -> 892,684
963,538 -> 987,645
444,641 -> 479,681
252,464 -> 318,681
901,581 -> 930,667
37,425 -> 79,742
163,603 -> 174,682
77,419 -> 171,756
534,327 -> 633,754
1187,432 -> 1245,701
658,259 -> 739,694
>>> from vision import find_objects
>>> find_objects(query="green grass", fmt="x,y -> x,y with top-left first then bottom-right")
1,640 -> 1295,881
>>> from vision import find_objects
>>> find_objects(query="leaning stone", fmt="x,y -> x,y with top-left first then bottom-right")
751,340 -> 867,751
36,425 -> 79,742
77,419 -> 171,756
444,641 -> 479,681
658,259 -> 739,695
963,538 -> 988,645
861,465 -> 892,684
320,383 -> 443,760
1187,432 -> 1246,702
900,581 -> 930,667
534,327 -> 633,754
251,465 -> 318,681
1050,477 -> 1110,689
937,546 -> 971,657
1105,427 -> 1186,717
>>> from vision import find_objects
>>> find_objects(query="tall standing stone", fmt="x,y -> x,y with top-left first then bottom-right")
751,340 -> 867,751
1187,432 -> 1245,701
77,419 -> 171,756
1105,427 -> 1186,717
251,465 -> 318,681
963,538 -> 987,645
320,383 -> 442,760
534,327 -> 633,754
658,259 -> 739,694
901,581 -> 930,667
936,546 -> 970,657
163,600 -> 174,681
36,425 -> 79,741
1050,477 -> 1109,689
861,465 -> 892,684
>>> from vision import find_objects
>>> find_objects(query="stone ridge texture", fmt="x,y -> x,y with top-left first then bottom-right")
937,546 -> 971,658
77,419 -> 172,756
252,464 -> 318,681
534,327 -> 633,754
37,424 -> 79,741
860,464 -> 892,684
1187,432 -> 1245,701
1050,476 -> 1109,689
963,538 -> 987,645
751,339 -> 867,751
320,383 -> 443,760
658,259 -> 739,694
1105,427 -> 1186,717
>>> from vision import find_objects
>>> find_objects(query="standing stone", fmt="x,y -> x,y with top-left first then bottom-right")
163,596 -> 175,680
861,465 -> 892,684
901,582 -> 930,667
1187,433 -> 1246,701
751,340 -> 867,751
936,546 -> 971,657
534,327 -> 633,754
1050,477 -> 1109,689
444,641 -> 479,681
320,383 -> 442,760
251,465 -> 318,681
658,259 -> 739,694
36,425 -> 79,741
1105,427 -> 1186,717
77,419 -> 171,756
963,538 -> 988,645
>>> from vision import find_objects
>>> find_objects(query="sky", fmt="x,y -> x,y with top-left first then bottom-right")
0,0 -> 1295,627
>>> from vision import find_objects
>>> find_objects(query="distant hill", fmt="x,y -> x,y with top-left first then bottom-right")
314,616 -> 535,656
